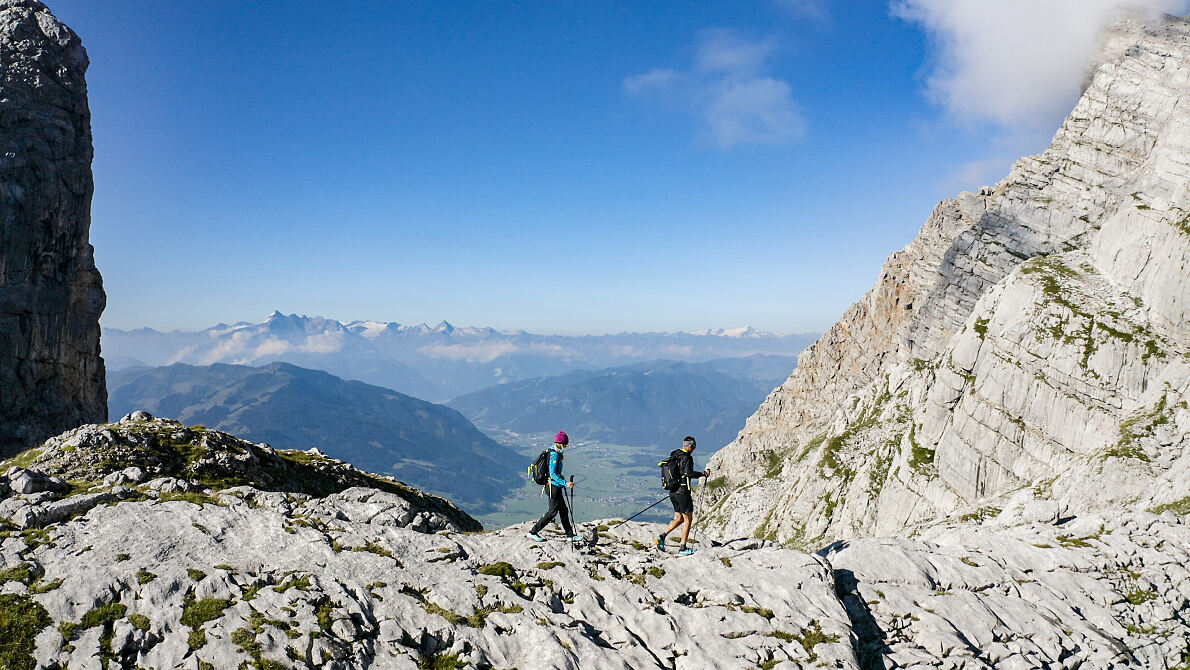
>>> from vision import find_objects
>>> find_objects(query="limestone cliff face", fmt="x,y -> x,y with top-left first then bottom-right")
699,16 -> 1190,546
0,0 -> 106,455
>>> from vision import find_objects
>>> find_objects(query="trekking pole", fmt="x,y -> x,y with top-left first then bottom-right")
568,475 -> 576,525
623,495 -> 670,523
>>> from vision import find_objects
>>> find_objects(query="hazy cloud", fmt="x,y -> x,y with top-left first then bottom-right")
624,30 -> 805,149
894,0 -> 1190,128
772,0 -> 830,22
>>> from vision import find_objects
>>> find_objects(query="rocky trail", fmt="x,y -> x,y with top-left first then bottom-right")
2,418 -> 1189,669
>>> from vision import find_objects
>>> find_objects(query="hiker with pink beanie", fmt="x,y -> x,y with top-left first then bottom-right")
527,431 -> 581,543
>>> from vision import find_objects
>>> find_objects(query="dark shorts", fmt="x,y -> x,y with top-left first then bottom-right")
670,488 -> 693,515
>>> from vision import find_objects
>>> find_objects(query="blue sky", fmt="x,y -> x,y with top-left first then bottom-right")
49,0 -> 1186,336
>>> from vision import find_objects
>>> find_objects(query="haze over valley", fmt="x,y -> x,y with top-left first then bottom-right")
102,312 -> 816,402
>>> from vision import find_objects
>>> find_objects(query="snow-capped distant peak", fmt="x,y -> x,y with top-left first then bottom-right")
346,320 -> 401,339
689,326 -> 764,338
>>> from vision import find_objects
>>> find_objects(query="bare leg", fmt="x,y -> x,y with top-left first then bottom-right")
679,513 -> 692,545
663,513 -> 683,538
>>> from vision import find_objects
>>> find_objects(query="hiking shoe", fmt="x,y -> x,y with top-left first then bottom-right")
654,535 -> 665,551
527,532 -> 545,542
568,535 -> 583,542
679,547 -> 697,556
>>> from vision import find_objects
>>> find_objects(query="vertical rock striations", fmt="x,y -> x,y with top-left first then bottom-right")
699,15 -> 1190,546
0,0 -> 105,455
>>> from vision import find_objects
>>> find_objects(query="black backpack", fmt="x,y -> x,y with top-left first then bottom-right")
659,449 -> 684,491
529,450 -> 551,485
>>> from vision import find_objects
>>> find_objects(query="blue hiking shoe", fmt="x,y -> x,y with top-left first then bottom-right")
654,535 -> 665,551
527,532 -> 545,542
568,535 -> 583,542
679,547 -> 697,556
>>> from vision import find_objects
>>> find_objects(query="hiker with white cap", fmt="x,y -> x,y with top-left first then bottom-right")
656,435 -> 710,555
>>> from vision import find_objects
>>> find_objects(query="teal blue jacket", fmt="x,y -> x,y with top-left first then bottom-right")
548,447 -> 566,487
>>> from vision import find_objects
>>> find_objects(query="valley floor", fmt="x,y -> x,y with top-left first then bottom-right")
472,431 -> 698,528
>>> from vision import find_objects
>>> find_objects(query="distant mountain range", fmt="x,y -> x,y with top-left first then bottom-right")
107,362 -> 522,511
102,312 -> 816,401
448,356 -> 797,450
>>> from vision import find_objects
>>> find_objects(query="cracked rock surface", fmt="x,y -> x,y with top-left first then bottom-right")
2,420 -> 1190,669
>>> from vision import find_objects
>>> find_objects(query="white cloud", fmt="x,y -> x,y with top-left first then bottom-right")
893,0 -> 1190,128
624,30 -> 805,149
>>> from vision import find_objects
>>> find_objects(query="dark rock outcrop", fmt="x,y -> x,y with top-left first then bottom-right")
0,0 -> 105,455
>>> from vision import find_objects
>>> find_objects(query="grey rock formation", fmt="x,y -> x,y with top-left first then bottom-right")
0,0 -> 106,456
698,15 -> 1190,548
3,421 -> 1190,668
10,416 -> 483,533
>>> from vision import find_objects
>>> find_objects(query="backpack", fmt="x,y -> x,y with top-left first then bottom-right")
659,449 -> 684,491
529,450 -> 551,485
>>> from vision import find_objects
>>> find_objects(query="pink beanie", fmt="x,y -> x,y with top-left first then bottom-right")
555,431 -> 569,445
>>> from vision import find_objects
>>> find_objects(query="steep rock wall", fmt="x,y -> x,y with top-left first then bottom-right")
699,16 -> 1190,547
0,0 -> 105,454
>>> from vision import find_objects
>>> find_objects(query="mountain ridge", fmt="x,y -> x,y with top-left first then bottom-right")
107,361 -> 523,510
448,356 -> 796,450
102,312 -> 817,402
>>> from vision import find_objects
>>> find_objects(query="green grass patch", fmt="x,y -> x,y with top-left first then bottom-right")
315,601 -> 335,633
80,602 -> 127,629
231,610 -> 296,668
0,594 -> 52,670
1149,496 -> 1190,516
790,619 -> 839,662
764,451 -> 786,478
1105,395 -> 1171,463
180,593 -> 233,650
418,652 -> 467,670
909,423 -> 935,474
129,613 -> 151,631
739,605 -> 774,620
28,577 -> 63,594
958,506 -> 1001,523
973,317 -> 989,339
477,562 -> 517,579
21,528 -> 55,552
351,541 -> 394,558
0,562 -> 42,586
536,561 -> 564,570
1175,213 -> 1190,237
273,573 -> 312,593
81,600 -> 128,669
1124,588 -> 1157,605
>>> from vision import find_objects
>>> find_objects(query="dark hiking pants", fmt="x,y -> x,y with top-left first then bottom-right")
530,484 -> 573,535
